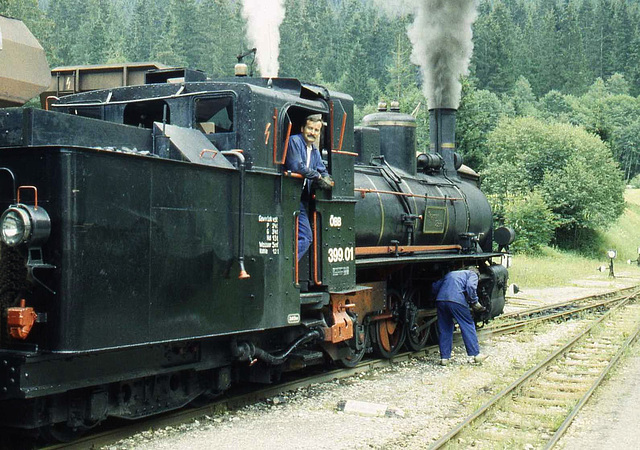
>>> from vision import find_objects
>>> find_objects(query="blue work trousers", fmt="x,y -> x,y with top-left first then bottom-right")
297,202 -> 312,261
436,301 -> 480,358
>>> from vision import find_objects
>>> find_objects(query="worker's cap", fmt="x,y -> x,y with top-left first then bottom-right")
466,266 -> 480,275
305,113 -> 323,124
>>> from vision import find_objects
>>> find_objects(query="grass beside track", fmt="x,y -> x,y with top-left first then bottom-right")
509,188 -> 640,288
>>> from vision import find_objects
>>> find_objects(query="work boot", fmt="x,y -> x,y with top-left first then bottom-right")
472,353 -> 488,364
471,302 -> 487,313
439,358 -> 450,366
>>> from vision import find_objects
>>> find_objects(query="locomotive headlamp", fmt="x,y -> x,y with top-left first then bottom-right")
2,208 -> 30,246
0,204 -> 51,247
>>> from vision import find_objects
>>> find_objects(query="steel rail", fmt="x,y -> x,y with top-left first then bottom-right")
428,291 -> 639,449
483,295 -> 630,336
42,286 -> 640,450
545,312 -> 640,449
500,285 -> 640,321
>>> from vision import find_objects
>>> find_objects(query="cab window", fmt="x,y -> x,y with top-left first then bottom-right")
195,97 -> 234,134
123,100 -> 170,128
67,106 -> 103,120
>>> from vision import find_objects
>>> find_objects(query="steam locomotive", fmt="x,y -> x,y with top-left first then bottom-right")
0,18 -> 511,441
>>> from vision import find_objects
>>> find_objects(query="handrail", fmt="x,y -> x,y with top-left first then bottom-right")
332,150 -> 358,156
0,168 -> 17,204
278,121 -> 293,165
45,96 -> 59,111
294,211 -> 299,285
272,108 -> 278,164
284,171 -> 304,179
355,188 -> 463,201
17,186 -> 40,209
199,149 -> 219,159
336,111 -> 346,152
313,212 -> 321,285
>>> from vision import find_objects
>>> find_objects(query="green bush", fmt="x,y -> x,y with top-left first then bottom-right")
553,227 -> 606,258
482,116 -> 625,250
499,192 -> 556,254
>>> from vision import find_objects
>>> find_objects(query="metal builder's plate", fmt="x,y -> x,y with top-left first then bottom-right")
423,206 -> 447,234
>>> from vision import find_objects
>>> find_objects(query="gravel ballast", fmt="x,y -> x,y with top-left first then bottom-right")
106,273 -> 640,449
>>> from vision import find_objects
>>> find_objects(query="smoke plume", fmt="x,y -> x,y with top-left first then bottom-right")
241,0 -> 286,78
407,0 -> 477,109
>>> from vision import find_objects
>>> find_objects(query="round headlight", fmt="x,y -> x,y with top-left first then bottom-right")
1,207 -> 31,246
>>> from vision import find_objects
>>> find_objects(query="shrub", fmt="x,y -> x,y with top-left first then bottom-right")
482,117 -> 625,250
499,192 -> 556,254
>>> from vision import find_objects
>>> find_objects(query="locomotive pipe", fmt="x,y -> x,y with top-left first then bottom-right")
232,329 -> 323,365
429,108 -> 459,176
0,168 -> 17,203
222,151 -> 250,279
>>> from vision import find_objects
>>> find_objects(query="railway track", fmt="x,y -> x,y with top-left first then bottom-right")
485,286 -> 640,336
503,284 -> 640,314
430,290 -> 640,449
41,286 -> 640,450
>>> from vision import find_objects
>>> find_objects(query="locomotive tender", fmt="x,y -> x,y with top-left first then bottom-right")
0,20 -> 510,440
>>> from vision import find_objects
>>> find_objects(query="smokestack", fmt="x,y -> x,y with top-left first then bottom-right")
407,0 -> 477,109
241,0 -> 285,78
429,108 -> 461,176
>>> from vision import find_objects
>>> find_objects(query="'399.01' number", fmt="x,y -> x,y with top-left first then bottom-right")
327,246 -> 354,263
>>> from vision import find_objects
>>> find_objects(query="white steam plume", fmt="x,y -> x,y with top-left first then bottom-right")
241,0 -> 286,78
408,0 -> 477,109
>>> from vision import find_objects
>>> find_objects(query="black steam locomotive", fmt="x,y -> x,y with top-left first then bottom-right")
0,60 -> 510,440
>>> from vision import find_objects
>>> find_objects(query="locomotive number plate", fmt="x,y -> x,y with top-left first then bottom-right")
328,246 -> 354,263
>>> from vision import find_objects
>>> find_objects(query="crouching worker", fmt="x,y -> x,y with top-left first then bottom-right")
431,267 -> 488,366
284,114 -> 334,260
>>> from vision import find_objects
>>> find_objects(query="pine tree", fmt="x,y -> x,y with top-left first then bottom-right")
525,5 -> 559,96
72,0 -> 122,65
153,0 -> 204,69
472,1 -> 518,94
595,0 -> 616,79
46,0 -> 89,66
627,20 -> 640,96
126,0 -> 162,62
555,1 -> 588,95
198,0 -> 246,77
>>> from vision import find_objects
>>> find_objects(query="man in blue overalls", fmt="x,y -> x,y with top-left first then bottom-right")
432,267 -> 488,365
285,114 -> 333,260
